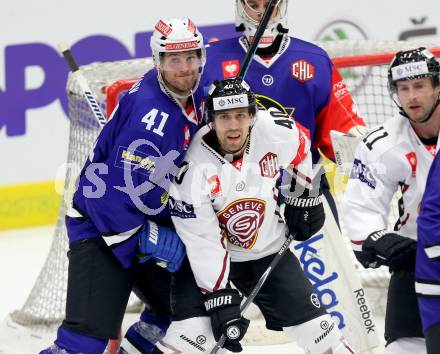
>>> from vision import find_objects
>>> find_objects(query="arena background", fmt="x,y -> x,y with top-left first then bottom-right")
1,0 -> 439,229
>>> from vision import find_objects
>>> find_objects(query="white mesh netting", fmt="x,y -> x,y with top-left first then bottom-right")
2,40 -> 439,349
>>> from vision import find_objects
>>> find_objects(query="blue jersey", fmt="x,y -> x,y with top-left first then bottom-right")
201,35 -> 364,160
416,150 -> 440,332
66,69 -> 202,268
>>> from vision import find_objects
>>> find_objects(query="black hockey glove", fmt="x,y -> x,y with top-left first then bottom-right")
278,174 -> 325,241
204,288 -> 250,352
360,230 -> 417,272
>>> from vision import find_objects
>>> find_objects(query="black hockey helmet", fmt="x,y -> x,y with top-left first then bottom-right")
388,47 -> 440,122
388,47 -> 440,92
205,78 -> 257,123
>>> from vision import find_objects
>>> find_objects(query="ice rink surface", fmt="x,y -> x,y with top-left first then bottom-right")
0,226 -> 385,353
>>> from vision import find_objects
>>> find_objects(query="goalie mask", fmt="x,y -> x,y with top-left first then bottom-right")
235,0 -> 288,48
205,78 -> 257,124
388,47 -> 440,123
150,17 -> 206,99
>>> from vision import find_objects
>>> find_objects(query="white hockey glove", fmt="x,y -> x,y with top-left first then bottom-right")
358,230 -> 417,272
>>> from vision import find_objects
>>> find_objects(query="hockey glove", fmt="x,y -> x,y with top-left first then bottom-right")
138,220 -> 186,272
278,172 -> 325,241
204,288 -> 250,352
361,230 -> 417,272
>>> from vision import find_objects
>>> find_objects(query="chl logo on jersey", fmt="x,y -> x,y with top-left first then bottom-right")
217,198 -> 266,249
292,59 -> 315,83
259,152 -> 278,178
221,60 -> 240,78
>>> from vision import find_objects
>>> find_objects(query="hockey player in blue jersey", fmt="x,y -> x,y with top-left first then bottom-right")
40,17 -> 206,354
200,0 -> 366,246
202,0 -> 366,162
417,150 -> 440,353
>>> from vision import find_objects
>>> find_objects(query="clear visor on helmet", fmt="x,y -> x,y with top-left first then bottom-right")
157,49 -> 205,98
158,49 -> 204,72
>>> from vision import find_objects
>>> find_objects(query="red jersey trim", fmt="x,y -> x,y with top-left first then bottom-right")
313,66 -> 365,160
213,235 -> 229,292
291,128 -> 308,167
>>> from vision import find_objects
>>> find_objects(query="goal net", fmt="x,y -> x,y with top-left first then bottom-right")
1,40 -> 439,352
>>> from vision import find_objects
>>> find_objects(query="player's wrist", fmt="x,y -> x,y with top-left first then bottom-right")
363,230 -> 417,271
284,195 -> 322,208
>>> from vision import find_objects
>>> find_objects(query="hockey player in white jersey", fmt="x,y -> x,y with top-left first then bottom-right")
342,47 -> 440,353
151,78 -> 355,353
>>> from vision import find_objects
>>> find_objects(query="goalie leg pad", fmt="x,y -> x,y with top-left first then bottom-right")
154,317 -> 227,354
283,314 -> 355,354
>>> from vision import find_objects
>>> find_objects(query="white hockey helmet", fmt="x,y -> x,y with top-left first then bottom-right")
235,0 -> 288,48
150,18 -> 206,98
150,17 -> 206,65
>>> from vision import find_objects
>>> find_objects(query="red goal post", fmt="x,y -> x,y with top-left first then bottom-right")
332,47 -> 440,68
103,47 -> 440,118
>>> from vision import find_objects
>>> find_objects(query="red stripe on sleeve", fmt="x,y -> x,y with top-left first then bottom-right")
213,235 -> 229,292
291,128 -> 308,167
351,240 -> 364,246
313,66 -> 366,161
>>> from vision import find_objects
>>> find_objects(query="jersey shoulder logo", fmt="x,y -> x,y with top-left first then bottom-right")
405,152 -> 417,177
221,60 -> 240,78
292,59 -> 315,83
351,158 -> 377,189
208,174 -> 222,198
259,152 -> 278,178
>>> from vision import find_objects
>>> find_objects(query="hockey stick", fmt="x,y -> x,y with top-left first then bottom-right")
58,43 -> 168,271
58,42 -> 107,128
291,197 -> 380,352
210,231 -> 297,354
237,0 -> 279,80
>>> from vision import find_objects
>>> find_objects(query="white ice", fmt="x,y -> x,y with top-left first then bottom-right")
0,226 -> 384,353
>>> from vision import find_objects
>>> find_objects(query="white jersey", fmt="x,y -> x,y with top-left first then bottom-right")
169,109 -> 312,293
342,113 -> 436,251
